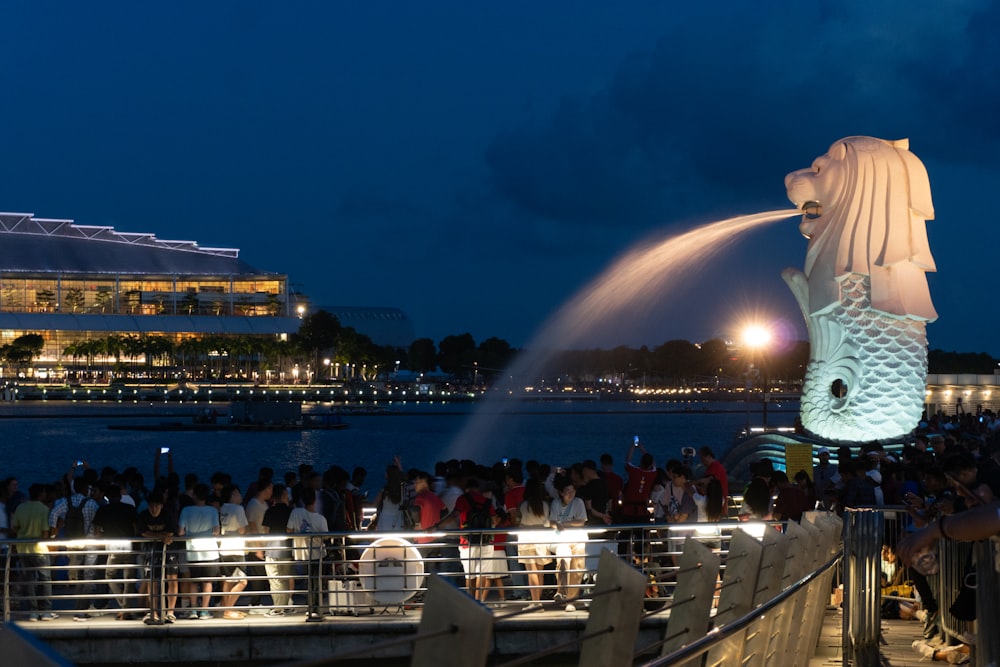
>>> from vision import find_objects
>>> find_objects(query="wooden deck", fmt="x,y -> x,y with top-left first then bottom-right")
810,607 -> 950,667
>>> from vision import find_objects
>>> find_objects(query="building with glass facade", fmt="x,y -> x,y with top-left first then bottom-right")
0,211 -> 301,379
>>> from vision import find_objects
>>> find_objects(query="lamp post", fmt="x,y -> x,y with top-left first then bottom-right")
743,324 -> 773,428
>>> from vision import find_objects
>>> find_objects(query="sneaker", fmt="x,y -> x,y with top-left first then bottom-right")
39,613 -> 57,621
305,612 -> 323,622
198,611 -> 213,620
184,610 -> 199,620
565,603 -> 576,613
524,603 -> 542,612
248,606 -> 269,615
73,614 -> 89,622
912,639 -> 936,659
28,614 -> 40,622
553,593 -> 565,603
266,608 -> 285,617
165,613 -> 176,623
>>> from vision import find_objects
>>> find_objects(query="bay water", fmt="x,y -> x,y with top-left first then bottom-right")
0,399 -> 796,491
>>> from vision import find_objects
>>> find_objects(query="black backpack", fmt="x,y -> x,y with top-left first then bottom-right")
462,494 -> 493,543
64,498 -> 87,538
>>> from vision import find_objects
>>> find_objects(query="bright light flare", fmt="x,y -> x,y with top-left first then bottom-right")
742,324 -> 773,350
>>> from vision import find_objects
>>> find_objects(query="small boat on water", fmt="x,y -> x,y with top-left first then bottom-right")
107,400 -> 348,432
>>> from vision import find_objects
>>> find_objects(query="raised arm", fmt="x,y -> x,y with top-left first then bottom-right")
896,501 -> 1000,565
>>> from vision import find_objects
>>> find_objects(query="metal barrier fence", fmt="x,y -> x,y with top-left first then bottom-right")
1,520 -> 818,625
2,514 -> 847,667
844,506 -> 1000,667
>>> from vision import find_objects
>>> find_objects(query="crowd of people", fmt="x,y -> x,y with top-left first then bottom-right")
4,406 -> 994,661
825,409 -> 999,665
0,441 -> 734,620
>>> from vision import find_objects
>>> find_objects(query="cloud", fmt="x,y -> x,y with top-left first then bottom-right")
484,1 -> 999,231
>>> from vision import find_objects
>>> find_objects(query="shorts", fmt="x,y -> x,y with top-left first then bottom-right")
517,541 -> 554,566
143,551 -> 180,576
550,533 -> 586,571
188,560 -> 220,581
458,544 -> 491,576
221,555 -> 247,580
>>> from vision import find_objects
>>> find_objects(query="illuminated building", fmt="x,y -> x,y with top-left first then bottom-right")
0,211 -> 301,378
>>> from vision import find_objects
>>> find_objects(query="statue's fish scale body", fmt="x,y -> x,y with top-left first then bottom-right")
798,274 -> 927,442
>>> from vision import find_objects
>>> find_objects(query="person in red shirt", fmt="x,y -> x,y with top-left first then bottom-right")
502,466 -> 529,601
621,441 -> 657,563
440,478 -> 497,601
699,446 -> 729,505
622,442 -> 657,522
411,472 -> 445,545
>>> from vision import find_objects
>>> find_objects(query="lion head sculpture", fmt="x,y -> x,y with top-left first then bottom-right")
784,136 -> 937,321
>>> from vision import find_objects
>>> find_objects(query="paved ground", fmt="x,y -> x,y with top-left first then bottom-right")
12,603 -> 958,666
809,608 -> 970,667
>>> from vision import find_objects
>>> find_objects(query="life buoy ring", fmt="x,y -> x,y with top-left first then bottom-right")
358,537 -> 426,605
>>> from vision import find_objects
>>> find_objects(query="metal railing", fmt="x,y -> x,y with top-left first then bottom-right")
844,506 -> 1000,667
0,521 -> 791,622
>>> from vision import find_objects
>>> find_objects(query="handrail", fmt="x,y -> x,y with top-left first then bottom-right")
0,521 -> 760,621
642,550 -> 843,667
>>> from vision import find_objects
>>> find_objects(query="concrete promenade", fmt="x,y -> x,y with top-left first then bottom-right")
15,606 -> 669,666
12,603 -> 938,666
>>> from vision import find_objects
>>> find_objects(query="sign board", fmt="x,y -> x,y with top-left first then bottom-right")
785,443 -> 814,480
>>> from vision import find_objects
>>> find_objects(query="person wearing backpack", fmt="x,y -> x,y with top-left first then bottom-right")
450,478 -> 497,602
48,476 -> 102,620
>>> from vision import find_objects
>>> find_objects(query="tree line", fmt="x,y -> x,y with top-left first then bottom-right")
1,309 -> 996,384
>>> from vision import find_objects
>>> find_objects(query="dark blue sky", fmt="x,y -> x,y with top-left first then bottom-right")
4,3 -> 1000,354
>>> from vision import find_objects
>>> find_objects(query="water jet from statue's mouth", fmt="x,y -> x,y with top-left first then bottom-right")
802,201 -> 822,219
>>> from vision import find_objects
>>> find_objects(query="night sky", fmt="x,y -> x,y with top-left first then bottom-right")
3,3 -> 999,355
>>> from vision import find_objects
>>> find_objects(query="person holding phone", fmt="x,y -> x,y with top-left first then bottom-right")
622,439 -> 656,523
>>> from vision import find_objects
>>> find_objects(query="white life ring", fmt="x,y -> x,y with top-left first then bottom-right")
358,536 -> 426,605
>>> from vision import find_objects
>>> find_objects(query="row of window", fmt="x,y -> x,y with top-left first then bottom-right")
0,278 -> 287,316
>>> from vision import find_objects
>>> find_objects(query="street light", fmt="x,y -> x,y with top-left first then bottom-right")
742,323 -> 773,428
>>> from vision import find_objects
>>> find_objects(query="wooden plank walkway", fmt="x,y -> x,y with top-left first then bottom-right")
809,607 -> 943,667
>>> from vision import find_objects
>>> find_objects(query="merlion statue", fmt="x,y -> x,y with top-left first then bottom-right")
782,136 -> 936,442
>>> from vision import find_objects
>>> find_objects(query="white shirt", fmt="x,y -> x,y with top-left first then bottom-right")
287,507 -> 328,561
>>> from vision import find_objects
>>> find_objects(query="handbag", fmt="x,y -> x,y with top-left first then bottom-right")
881,581 -> 914,598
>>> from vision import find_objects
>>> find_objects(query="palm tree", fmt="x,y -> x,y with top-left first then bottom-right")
142,336 -> 174,378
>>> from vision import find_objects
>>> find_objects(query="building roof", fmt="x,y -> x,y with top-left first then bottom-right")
0,212 -> 269,276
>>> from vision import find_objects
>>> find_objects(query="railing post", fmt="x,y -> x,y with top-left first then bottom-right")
2,541 -> 10,622
975,539 -> 1000,667
842,508 -> 882,667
